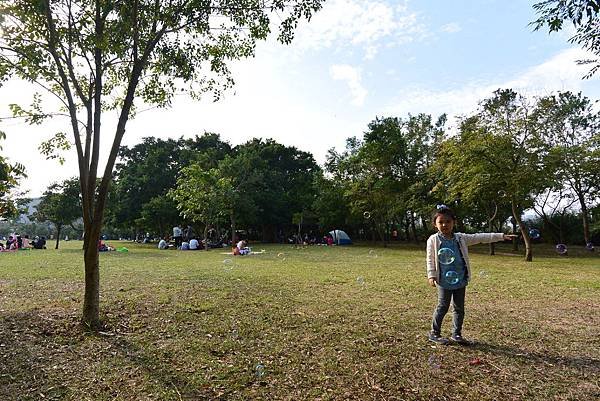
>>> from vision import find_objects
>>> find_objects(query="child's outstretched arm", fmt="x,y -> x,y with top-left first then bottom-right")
462,233 -> 517,246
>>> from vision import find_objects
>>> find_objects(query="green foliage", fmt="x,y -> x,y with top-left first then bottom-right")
0,131 -> 26,217
532,0 -> 600,77
327,114 -> 445,241
107,133 -> 231,233
33,177 -> 81,228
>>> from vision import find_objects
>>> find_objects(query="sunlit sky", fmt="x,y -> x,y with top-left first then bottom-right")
2,0 -> 600,196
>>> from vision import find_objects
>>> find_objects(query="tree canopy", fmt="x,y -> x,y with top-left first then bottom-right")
532,0 -> 600,77
0,0 -> 325,328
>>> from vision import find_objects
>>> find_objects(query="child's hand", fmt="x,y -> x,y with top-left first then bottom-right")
428,278 -> 437,287
503,234 -> 518,240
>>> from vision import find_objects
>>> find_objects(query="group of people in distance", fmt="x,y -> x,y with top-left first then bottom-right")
157,224 -> 205,250
0,234 -> 47,251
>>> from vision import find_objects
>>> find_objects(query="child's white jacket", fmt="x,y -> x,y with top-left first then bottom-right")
426,232 -> 506,283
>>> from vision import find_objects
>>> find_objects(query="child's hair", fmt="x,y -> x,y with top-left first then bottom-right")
431,204 -> 456,226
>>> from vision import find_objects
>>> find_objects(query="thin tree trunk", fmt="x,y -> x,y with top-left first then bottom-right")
410,212 -> 418,243
512,201 -> 532,262
488,219 -> 495,256
577,193 -> 592,247
55,224 -> 62,250
230,212 -> 236,246
204,223 -> 209,252
511,217 -> 519,251
82,223 -> 101,329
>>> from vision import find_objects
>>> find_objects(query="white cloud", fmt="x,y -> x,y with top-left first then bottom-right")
441,22 -> 461,33
383,47 -> 600,127
329,64 -> 368,106
294,0 -> 427,58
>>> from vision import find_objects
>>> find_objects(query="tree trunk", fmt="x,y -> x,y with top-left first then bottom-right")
82,224 -> 101,329
512,201 -> 532,262
410,212 -> 418,243
55,224 -> 62,250
203,223 -> 209,252
488,218 -> 495,255
230,212 -> 236,245
511,217 -> 519,251
577,193 -> 592,247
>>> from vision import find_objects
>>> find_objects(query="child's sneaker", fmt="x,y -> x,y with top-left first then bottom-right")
449,334 -> 472,345
428,332 -> 449,345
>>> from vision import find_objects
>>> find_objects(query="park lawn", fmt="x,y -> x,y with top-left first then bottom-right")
0,241 -> 598,401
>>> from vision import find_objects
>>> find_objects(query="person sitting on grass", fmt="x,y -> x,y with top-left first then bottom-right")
32,236 -> 47,249
426,205 -> 516,346
158,238 -> 168,250
180,241 -> 190,251
234,239 -> 250,255
98,239 -> 114,252
21,235 -> 32,249
189,237 -> 200,250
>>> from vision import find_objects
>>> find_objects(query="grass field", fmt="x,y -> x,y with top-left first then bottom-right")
0,241 -> 599,401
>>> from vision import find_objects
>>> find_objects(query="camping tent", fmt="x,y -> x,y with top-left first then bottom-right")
329,229 -> 352,245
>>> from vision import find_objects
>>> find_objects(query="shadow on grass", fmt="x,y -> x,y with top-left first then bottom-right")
0,309 -> 230,400
472,341 -> 600,373
101,334 -> 234,400
0,311 -> 72,401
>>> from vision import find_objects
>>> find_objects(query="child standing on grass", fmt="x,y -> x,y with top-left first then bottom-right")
426,205 -> 515,345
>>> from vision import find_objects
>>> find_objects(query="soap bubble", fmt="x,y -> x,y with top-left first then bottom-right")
356,276 -> 365,287
223,259 -> 233,271
438,248 -> 455,265
255,364 -> 265,378
363,211 -> 371,219
445,270 -> 460,285
498,190 -> 507,198
528,228 -> 540,240
428,355 -> 441,370
478,270 -> 489,279
586,242 -> 594,251
368,249 -> 378,258
277,252 -> 286,261
556,244 -> 568,255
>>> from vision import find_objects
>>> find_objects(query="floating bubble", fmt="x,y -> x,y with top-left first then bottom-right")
445,270 -> 460,285
277,252 -> 286,261
428,355 -> 441,370
255,364 -> 265,378
223,259 -> 233,271
556,244 -> 568,255
478,270 -> 489,279
363,211 -> 371,219
586,242 -> 594,251
498,190 -> 507,198
356,276 -> 365,287
438,248 -> 455,265
528,228 -> 540,240
368,249 -> 378,258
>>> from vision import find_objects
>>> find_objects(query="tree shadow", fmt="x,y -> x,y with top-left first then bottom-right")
0,309 -> 234,400
0,311 -> 74,401
470,340 -> 600,373
100,333 -> 241,400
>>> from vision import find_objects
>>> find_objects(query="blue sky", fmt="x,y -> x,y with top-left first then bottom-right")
2,0 -> 600,196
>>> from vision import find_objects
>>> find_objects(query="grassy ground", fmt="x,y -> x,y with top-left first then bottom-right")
0,241 -> 598,401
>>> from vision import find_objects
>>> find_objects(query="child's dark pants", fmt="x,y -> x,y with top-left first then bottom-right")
431,286 -> 466,336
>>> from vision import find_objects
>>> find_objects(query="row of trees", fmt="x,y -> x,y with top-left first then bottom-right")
25,89 -> 599,264
326,89 -> 599,261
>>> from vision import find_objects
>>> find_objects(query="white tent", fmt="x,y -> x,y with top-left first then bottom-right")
329,229 -> 352,245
